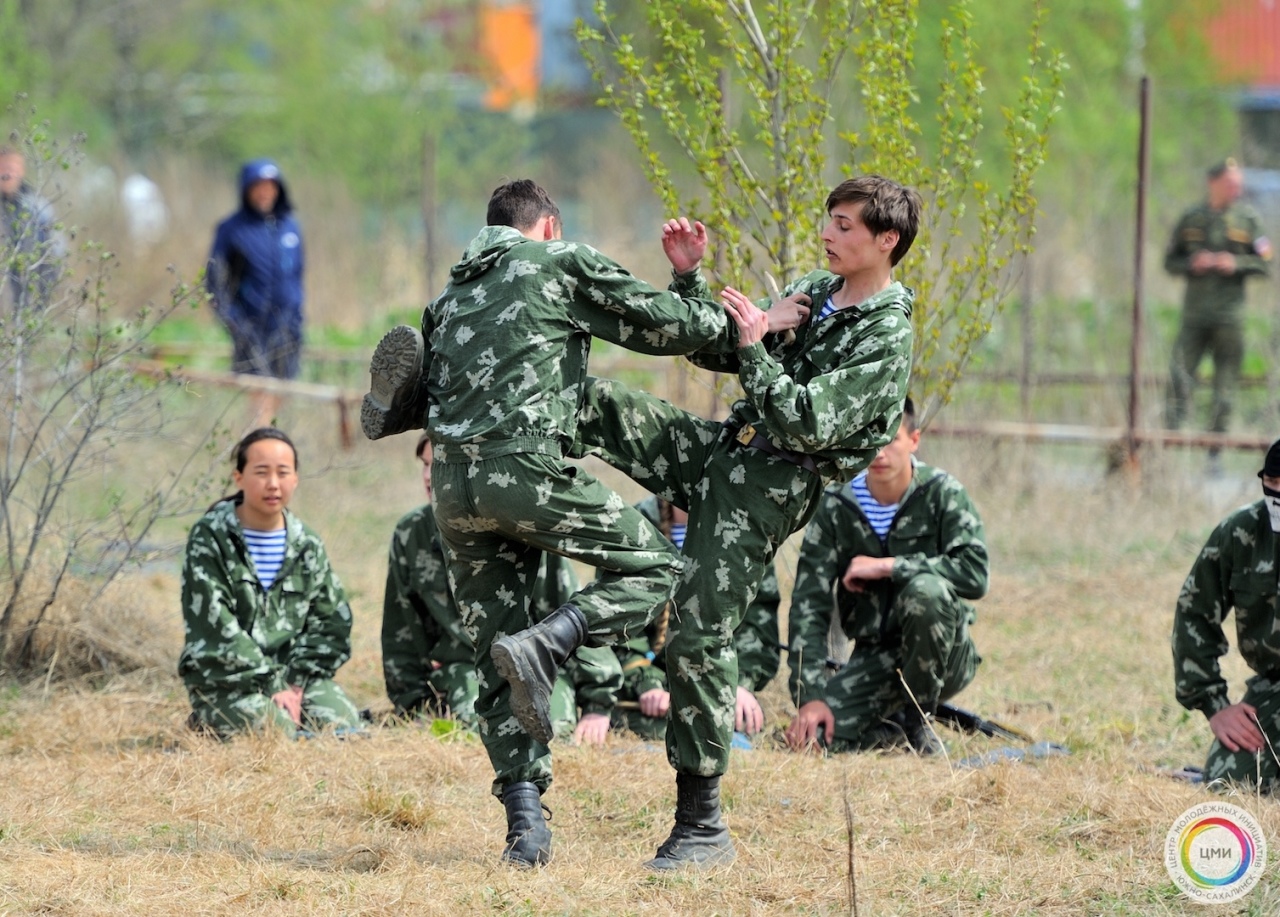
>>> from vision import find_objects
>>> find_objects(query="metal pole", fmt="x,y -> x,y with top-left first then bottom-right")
1128,75 -> 1151,462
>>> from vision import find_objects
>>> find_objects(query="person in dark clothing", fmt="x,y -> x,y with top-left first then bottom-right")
0,146 -> 64,313
206,158 -> 306,429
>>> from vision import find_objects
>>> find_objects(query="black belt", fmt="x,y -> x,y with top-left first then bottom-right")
725,422 -> 819,475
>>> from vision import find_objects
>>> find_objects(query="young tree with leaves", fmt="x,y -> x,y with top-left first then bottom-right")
579,0 -> 1064,422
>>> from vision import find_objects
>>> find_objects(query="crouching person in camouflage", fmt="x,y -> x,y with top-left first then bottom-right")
179,428 -> 362,739
612,496 -> 782,743
784,397 -> 988,757
1173,438 -> 1280,792
383,433 -> 621,743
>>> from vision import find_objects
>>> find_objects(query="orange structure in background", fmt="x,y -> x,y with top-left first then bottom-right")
1205,0 -> 1280,86
478,1 -> 539,113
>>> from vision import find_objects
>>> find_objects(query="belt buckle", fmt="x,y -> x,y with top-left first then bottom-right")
735,423 -> 757,446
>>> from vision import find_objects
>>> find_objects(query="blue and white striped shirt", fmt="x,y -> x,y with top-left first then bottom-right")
243,527 -> 287,589
814,296 -> 840,323
850,472 -> 898,539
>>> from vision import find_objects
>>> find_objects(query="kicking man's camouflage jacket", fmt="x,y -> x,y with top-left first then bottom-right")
787,463 -> 988,707
423,225 -> 733,463
179,499 -> 353,698
678,269 -> 913,483
1173,500 -> 1280,719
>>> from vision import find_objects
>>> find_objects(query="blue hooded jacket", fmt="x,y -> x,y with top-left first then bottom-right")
206,158 -> 305,337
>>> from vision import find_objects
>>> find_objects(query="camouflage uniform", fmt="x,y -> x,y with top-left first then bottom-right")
611,497 -> 782,739
575,271 -> 912,776
787,464 -> 987,750
1163,200 -> 1271,432
382,502 -> 622,733
179,499 -> 361,738
422,225 -> 734,796
1173,500 -> 1280,790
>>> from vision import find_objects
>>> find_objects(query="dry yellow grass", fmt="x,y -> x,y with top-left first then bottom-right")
1,415 -> 1277,915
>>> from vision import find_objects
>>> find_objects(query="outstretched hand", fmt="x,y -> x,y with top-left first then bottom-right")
572,712 -> 610,746
662,217 -> 708,275
766,292 -> 812,334
271,684 -> 304,726
786,700 -> 835,753
1210,702 -> 1266,753
721,287 -> 770,348
735,686 -> 764,735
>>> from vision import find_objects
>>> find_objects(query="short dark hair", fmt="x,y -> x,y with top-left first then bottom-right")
415,432 -> 431,460
1207,157 -> 1239,179
825,175 -> 922,266
486,179 -> 561,232
234,427 -> 297,472
901,396 -> 917,434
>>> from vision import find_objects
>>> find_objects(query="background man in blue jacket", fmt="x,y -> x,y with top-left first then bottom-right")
207,158 -> 305,429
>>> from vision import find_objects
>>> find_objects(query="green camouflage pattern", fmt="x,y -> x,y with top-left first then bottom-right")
382,501 -> 622,729
573,277 -> 911,775
1164,201 -> 1270,320
1173,500 -> 1280,789
179,499 -> 360,738
1163,201 -> 1271,432
422,225 -> 733,796
612,497 -> 783,739
788,464 -> 987,747
423,225 -> 734,464
680,272 -> 912,482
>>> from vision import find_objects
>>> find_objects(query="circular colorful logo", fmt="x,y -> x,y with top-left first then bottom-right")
1165,802 -> 1267,903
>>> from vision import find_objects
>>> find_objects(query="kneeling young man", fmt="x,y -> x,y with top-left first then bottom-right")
785,396 -> 988,755
1173,438 -> 1280,791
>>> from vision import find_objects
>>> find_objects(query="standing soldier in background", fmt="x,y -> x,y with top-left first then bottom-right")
1164,159 -> 1271,466
207,159 -> 306,430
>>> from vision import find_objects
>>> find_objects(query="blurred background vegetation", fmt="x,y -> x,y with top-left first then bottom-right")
0,0 -> 1274,430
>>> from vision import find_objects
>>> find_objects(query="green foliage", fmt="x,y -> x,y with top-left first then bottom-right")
579,0 -> 1065,421
0,115 -> 220,673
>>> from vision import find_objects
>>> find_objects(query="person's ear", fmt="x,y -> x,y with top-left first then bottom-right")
880,230 -> 899,253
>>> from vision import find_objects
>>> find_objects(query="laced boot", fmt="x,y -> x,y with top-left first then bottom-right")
900,703 -> 943,756
645,773 -> 736,870
491,604 -> 588,745
361,324 -> 427,440
500,782 -> 552,867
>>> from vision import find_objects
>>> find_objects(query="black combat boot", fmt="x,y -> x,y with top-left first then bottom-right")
645,773 -> 736,870
361,324 -> 427,440
500,782 -> 552,867
491,604 -> 588,745
900,703 -> 943,756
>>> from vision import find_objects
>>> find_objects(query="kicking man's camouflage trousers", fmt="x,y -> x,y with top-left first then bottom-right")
825,573 -> 979,751
1204,673 -> 1280,792
189,677 -> 361,739
432,451 -> 683,797
575,378 -> 823,777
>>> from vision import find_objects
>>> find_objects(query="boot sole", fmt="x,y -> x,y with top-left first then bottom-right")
360,324 -> 424,441
491,637 -> 555,746
645,843 -> 736,871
